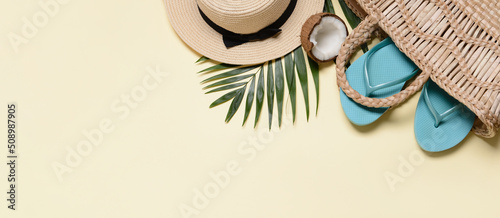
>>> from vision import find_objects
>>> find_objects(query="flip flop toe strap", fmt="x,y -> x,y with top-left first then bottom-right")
363,39 -> 419,97
422,82 -> 463,128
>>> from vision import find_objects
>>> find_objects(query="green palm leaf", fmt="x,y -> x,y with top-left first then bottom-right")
274,58 -> 285,127
266,61 -> 275,129
254,67 -> 265,127
196,56 -> 209,63
201,52 -> 318,127
243,76 -> 256,125
338,0 -> 369,52
210,90 -> 240,108
294,47 -> 310,121
324,0 -> 335,13
225,87 -> 245,122
284,52 -> 297,123
308,57 -> 320,115
204,74 -> 254,89
198,63 -> 238,74
201,65 -> 259,84
338,0 -> 361,28
205,82 -> 246,94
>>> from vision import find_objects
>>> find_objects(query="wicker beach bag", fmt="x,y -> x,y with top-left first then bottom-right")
336,0 -> 500,138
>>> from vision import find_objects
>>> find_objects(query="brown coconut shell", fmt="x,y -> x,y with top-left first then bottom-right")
301,13 -> 349,63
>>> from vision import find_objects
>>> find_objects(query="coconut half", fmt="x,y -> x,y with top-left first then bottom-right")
301,13 -> 348,63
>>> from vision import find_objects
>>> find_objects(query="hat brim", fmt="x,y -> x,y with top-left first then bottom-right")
165,0 -> 324,65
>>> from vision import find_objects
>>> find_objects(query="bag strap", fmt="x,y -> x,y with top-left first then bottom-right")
336,15 -> 431,108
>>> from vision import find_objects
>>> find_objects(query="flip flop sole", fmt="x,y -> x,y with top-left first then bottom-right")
340,38 -> 418,126
414,81 -> 475,152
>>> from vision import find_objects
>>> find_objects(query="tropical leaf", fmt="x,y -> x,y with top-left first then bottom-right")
338,0 -> 361,30
254,68 -> 265,127
274,58 -> 285,127
308,57 -> 320,115
243,76 -> 256,125
201,51 -> 322,128
201,65 -> 259,84
284,52 -> 297,123
205,82 -> 246,94
209,90 -> 239,108
225,88 -> 245,122
324,0 -> 335,14
198,63 -> 238,74
195,56 -> 209,63
204,74 -> 254,89
294,47 -> 310,121
338,0 -> 369,53
266,61 -> 275,130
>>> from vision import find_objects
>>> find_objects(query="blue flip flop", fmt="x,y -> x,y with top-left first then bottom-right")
414,81 -> 475,152
340,38 -> 419,126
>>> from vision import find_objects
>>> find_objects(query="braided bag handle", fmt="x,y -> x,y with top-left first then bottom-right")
336,15 -> 431,108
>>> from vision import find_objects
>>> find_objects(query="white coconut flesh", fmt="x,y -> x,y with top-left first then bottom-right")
309,16 -> 347,61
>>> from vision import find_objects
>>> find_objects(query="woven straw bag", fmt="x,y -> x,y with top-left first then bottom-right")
336,0 -> 500,138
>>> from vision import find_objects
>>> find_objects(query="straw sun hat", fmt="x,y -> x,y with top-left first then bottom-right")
165,0 -> 324,65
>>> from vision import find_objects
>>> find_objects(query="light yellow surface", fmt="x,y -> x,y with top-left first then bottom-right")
1,0 -> 500,218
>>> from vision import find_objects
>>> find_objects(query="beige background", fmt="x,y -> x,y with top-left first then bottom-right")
1,0 -> 500,217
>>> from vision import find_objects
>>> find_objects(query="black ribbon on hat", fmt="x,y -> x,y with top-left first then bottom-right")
198,0 -> 298,48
